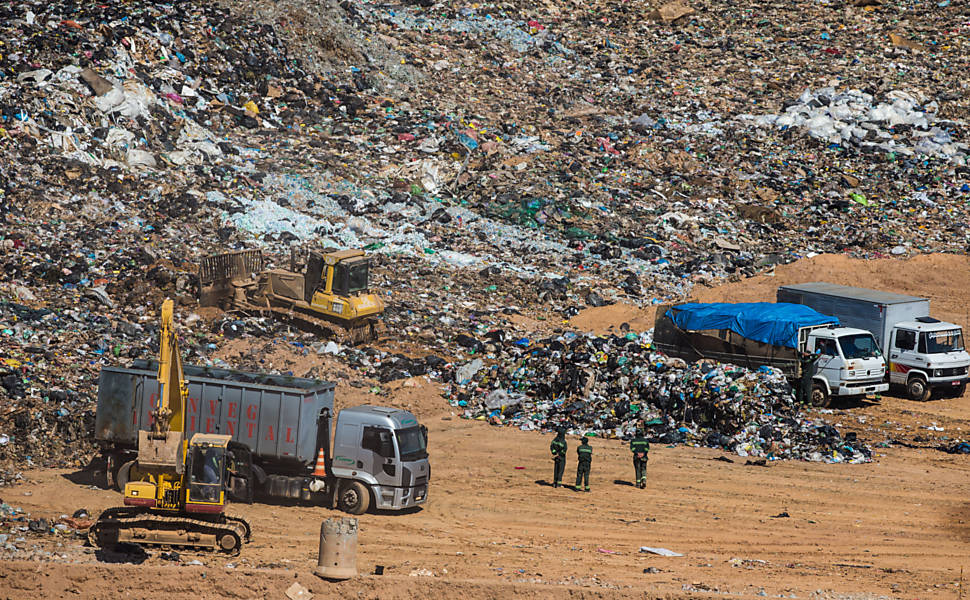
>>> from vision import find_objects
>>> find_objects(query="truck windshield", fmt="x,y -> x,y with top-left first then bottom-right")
395,426 -> 427,461
348,262 -> 369,293
838,333 -> 881,359
920,330 -> 964,354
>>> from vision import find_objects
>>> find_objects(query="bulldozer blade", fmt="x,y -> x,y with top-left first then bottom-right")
198,250 -> 263,307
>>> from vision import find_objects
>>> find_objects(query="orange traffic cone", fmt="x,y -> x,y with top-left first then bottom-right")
312,448 -> 327,477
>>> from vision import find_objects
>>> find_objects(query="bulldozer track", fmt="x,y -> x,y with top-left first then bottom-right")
88,507 -> 251,556
235,302 -> 383,345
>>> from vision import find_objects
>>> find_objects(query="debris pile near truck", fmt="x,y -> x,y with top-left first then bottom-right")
447,332 -> 872,463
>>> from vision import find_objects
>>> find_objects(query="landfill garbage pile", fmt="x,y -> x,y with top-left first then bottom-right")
447,332 -> 872,463
0,0 -> 968,473
740,88 -> 967,161
0,502 -> 94,560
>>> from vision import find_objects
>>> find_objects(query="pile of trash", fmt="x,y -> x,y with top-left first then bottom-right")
1,0 -> 967,472
447,332 -> 871,463
741,88 -> 968,161
0,502 -> 93,559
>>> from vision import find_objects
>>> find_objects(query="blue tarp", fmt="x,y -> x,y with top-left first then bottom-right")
666,303 -> 839,349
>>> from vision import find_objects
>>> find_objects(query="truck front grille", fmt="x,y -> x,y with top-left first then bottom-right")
939,367 -> 968,377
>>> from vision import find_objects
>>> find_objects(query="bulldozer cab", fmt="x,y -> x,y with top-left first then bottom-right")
185,434 -> 230,506
331,256 -> 370,296
305,249 -> 371,299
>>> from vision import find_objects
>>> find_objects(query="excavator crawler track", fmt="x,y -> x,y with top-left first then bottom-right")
88,507 -> 251,555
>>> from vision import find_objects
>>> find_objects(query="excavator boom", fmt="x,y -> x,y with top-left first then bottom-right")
155,299 -> 186,436
136,298 -> 185,473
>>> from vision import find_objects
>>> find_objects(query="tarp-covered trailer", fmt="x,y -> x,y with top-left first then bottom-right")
652,303 -> 839,378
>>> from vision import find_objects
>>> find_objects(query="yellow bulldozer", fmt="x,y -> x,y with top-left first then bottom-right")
198,247 -> 385,344
88,299 -> 251,554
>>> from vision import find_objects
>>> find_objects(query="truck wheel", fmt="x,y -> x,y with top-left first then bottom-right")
955,383 -> 967,398
115,460 -> 136,492
338,481 -> 370,515
105,454 -> 121,490
907,377 -> 931,402
810,383 -> 830,408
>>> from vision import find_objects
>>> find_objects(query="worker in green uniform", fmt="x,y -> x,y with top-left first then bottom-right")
797,348 -> 820,405
629,430 -> 650,489
575,437 -> 592,492
550,428 -> 567,488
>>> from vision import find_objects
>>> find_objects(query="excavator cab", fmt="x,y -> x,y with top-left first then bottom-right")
186,434 -> 230,507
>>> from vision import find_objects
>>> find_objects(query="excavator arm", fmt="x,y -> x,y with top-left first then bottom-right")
154,298 -> 187,436
136,298 -> 186,473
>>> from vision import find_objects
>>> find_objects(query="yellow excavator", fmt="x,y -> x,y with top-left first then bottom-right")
198,247 -> 385,344
89,299 -> 251,554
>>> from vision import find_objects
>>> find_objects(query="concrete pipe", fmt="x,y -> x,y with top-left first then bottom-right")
313,517 -> 358,580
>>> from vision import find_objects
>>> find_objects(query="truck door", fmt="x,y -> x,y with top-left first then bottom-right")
360,426 -> 400,488
889,329 -> 918,384
813,338 -> 841,387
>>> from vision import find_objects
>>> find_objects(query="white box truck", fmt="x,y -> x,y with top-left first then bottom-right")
777,283 -> 970,401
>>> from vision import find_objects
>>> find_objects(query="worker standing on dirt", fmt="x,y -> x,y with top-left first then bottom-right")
550,428 -> 567,488
797,349 -> 820,404
630,430 -> 650,489
575,437 -> 592,492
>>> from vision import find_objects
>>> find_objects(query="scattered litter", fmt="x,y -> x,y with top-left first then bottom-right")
284,582 -> 313,600
639,547 -> 683,557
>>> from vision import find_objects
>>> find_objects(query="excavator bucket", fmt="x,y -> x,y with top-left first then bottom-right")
136,430 -> 184,473
198,249 -> 264,307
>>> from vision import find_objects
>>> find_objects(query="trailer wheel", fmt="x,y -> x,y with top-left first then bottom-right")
907,376 -> 931,402
115,460 -> 136,492
105,454 -> 122,490
810,383 -> 830,408
338,481 -> 370,515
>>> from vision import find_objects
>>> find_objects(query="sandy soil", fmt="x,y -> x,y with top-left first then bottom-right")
4,255 -> 970,599
689,253 -> 970,333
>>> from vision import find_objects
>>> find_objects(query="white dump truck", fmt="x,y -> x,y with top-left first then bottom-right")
777,282 -> 970,400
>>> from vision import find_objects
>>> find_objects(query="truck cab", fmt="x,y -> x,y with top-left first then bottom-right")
805,327 -> 888,402
888,318 -> 969,400
330,406 -> 430,513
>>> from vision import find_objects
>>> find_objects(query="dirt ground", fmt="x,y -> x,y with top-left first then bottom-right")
4,254 -> 970,599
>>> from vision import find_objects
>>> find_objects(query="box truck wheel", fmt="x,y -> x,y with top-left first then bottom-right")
338,481 -> 370,515
907,376 -> 931,402
810,383 -> 830,408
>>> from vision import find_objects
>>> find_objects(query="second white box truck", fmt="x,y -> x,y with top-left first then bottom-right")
777,282 -> 970,401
